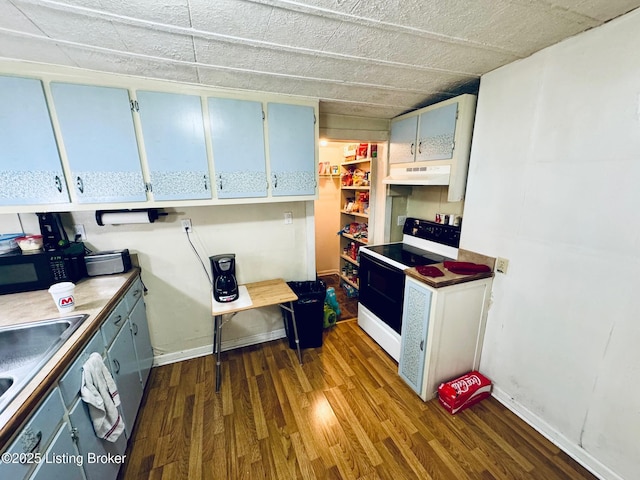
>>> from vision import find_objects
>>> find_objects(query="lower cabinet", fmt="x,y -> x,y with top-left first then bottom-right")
0,274 -> 153,480
129,298 -> 153,386
398,275 -> 493,401
68,397 -> 127,480
0,387 -> 83,480
29,420 -> 84,480
107,318 -> 143,439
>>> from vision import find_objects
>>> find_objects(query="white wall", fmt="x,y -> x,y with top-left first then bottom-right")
1,202 -> 313,364
462,10 -> 640,480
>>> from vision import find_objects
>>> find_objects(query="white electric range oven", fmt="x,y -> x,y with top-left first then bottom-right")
357,217 -> 460,361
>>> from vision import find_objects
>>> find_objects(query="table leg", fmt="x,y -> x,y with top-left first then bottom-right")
288,301 -> 303,365
214,314 -> 223,392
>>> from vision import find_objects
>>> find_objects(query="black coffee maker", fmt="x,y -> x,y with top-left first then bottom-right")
210,254 -> 239,303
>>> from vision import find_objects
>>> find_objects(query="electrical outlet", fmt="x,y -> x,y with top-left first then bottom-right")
284,211 -> 293,224
73,224 -> 86,241
181,218 -> 192,233
397,215 -> 407,226
496,257 -> 509,274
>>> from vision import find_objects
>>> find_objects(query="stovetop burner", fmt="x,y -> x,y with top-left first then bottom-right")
365,243 -> 451,268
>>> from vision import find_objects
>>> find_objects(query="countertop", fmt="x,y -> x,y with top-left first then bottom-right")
0,269 -> 140,448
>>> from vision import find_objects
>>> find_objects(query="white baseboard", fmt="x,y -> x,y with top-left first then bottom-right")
491,386 -> 621,480
153,328 -> 287,367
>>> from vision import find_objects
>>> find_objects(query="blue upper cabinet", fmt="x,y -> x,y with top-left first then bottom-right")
208,97 -> 267,199
136,91 -> 210,201
50,82 -> 147,203
0,75 -> 70,206
389,115 -> 419,164
416,102 -> 458,162
267,103 -> 316,197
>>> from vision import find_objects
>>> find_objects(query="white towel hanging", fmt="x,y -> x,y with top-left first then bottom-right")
80,352 -> 125,442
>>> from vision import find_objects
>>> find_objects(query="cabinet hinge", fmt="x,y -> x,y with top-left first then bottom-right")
145,182 -> 153,193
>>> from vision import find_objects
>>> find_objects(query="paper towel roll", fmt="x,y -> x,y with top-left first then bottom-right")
96,210 -> 161,225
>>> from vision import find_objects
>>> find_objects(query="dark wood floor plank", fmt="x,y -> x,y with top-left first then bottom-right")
120,321 -> 597,480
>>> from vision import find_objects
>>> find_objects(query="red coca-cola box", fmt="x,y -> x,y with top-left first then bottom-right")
437,371 -> 492,414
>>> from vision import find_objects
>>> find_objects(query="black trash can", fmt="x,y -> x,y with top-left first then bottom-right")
284,280 -> 326,349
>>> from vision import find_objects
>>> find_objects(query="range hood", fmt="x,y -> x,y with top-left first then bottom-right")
383,164 -> 451,186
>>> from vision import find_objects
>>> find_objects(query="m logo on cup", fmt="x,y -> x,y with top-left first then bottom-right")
59,296 -> 74,306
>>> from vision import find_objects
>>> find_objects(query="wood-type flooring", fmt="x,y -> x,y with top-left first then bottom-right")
119,320 -> 597,480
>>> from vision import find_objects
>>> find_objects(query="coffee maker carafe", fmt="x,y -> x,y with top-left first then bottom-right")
210,254 -> 239,303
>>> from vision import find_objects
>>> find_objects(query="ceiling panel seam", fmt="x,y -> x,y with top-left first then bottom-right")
0,27 -> 438,104
12,0 -> 483,78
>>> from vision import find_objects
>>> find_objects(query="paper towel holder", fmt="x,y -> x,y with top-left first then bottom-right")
95,208 -> 167,226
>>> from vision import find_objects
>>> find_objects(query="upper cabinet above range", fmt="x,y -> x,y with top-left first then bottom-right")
0,62 -> 318,213
386,94 -> 477,202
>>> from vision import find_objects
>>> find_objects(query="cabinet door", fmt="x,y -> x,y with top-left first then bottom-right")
0,75 -> 69,206
416,102 -> 458,162
389,115 -> 418,164
68,397 -> 126,480
0,387 -> 66,480
29,421 -> 84,480
50,82 -> 146,203
137,91 -> 210,201
208,97 -> 267,199
129,297 -> 153,386
107,319 -> 143,439
398,278 -> 433,394
267,103 -> 316,196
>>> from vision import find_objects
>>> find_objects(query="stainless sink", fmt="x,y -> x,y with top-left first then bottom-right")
0,314 -> 89,414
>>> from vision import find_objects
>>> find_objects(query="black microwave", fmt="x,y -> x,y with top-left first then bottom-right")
0,243 -> 87,295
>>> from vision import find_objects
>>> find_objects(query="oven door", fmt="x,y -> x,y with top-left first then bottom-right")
359,252 -> 405,334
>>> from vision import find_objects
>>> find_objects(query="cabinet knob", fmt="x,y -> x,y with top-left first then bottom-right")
113,359 -> 121,374
273,174 -> 278,189
418,141 -> 423,155
218,174 -> 223,191
54,175 -> 63,193
410,143 -> 415,156
420,339 -> 424,351
76,176 -> 84,194
204,174 -> 208,191
113,314 -> 123,326
71,427 -> 79,442
132,322 -> 139,336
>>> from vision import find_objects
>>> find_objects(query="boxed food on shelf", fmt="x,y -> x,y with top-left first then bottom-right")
343,143 -> 357,161
356,143 -> 369,159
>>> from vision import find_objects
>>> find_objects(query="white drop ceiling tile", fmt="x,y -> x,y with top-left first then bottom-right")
322,23 -> 517,75
13,3 -> 127,51
257,8 -> 342,50
62,0 -> 193,27
110,23 -> 195,61
0,1 -> 44,34
0,32 -> 76,66
61,45 -> 199,84
547,1 -> 640,21
189,0 -> 272,39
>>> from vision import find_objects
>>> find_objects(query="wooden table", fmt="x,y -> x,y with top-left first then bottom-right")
211,279 -> 301,392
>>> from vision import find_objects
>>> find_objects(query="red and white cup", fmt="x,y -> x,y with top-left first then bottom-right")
48,282 -> 76,313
